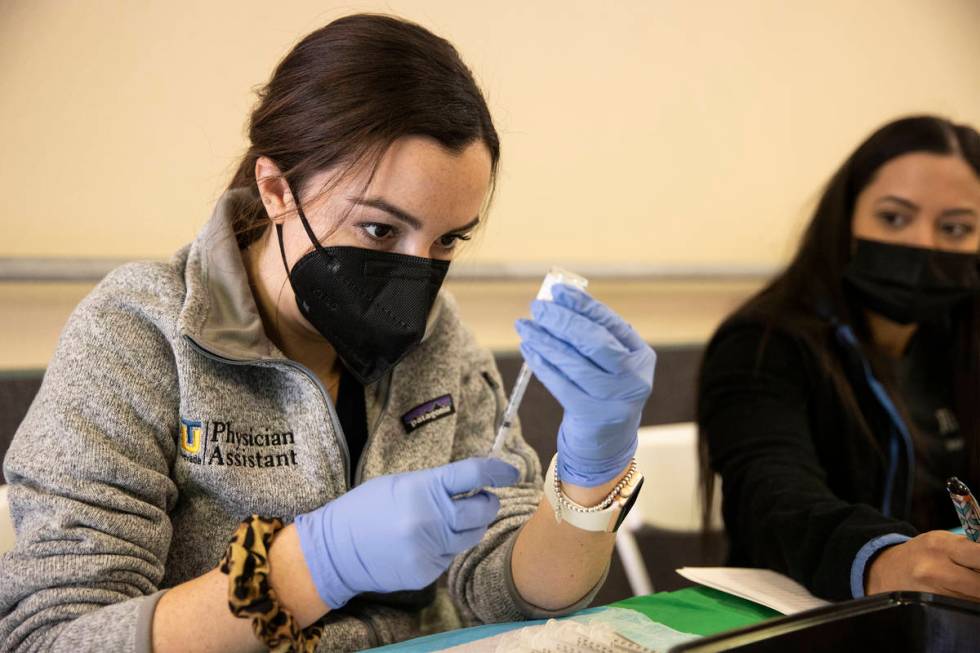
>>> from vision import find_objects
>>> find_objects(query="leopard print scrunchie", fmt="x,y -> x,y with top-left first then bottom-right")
220,515 -> 323,652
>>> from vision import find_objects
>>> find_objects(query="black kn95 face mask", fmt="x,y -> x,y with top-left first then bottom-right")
276,196 -> 449,385
843,238 -> 980,325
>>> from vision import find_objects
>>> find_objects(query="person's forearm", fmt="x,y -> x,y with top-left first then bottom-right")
152,524 -> 328,652
510,465 -> 628,610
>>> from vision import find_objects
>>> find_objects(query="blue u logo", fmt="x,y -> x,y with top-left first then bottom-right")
180,418 -> 203,455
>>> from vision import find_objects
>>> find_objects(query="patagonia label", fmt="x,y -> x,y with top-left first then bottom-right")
402,394 -> 455,434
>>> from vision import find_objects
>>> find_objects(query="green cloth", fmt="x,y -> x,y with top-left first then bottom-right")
612,586 -> 779,637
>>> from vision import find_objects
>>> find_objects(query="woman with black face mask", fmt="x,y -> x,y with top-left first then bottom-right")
0,15 -> 655,653
698,115 -> 980,603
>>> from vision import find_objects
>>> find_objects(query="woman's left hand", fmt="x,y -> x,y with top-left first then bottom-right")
516,283 -> 655,488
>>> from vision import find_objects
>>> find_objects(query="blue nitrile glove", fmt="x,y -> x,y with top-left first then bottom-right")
294,457 -> 519,609
516,283 -> 655,487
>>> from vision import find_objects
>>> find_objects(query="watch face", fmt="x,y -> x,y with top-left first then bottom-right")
612,476 -> 644,532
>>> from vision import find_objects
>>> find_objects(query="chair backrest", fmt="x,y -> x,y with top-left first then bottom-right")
0,484 -> 14,555
1,371 -> 45,483
630,422 -> 722,532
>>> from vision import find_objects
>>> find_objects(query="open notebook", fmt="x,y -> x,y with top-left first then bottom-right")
676,567 -> 830,615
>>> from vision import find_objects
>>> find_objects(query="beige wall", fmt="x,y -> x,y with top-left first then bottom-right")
2,0 -> 979,267
1,1 -> 979,370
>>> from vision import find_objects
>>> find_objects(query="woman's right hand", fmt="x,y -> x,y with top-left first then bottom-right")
866,531 -> 980,600
294,457 -> 519,610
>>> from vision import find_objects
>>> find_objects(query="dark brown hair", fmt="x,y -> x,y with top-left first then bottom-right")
699,115 -> 980,528
226,14 -> 500,249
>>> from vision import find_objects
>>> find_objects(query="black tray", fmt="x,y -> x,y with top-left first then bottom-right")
668,592 -> 980,653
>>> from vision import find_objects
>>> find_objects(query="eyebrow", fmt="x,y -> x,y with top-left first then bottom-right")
940,207 -> 978,219
352,197 -> 423,229
448,216 -> 481,233
351,197 -> 480,233
876,195 -> 919,211
876,195 -> 977,219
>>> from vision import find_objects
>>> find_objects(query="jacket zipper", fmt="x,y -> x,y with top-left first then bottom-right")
353,371 -> 394,486
183,335 -> 352,488
481,371 -> 503,425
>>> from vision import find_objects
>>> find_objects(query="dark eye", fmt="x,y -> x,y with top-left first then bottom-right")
940,222 -> 975,239
877,211 -> 910,229
438,233 -> 472,250
362,223 -> 395,240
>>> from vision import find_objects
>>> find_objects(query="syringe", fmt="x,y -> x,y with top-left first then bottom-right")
489,267 -> 588,457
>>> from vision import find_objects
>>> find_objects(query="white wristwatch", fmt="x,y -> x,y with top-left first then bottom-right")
543,454 -> 644,533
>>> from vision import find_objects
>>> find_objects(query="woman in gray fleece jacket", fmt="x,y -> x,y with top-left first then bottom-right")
0,14 -> 656,653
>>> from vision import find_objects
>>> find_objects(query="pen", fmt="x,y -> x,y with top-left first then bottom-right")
946,477 -> 980,543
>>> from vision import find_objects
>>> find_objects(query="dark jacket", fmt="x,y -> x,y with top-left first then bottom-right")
698,316 -> 928,601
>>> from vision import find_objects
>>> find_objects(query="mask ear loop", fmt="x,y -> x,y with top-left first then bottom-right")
276,182 -> 329,275
276,223 -> 290,275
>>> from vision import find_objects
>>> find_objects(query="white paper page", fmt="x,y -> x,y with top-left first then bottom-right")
676,567 -> 830,615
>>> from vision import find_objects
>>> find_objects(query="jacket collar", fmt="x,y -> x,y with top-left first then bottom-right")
178,189 -> 280,361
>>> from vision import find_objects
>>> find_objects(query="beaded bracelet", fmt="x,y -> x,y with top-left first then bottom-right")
553,457 -> 639,513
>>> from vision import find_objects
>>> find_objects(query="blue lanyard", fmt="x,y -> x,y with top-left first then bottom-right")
835,324 -> 916,518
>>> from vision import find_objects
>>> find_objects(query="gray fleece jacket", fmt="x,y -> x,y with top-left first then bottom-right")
0,191 -> 602,652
